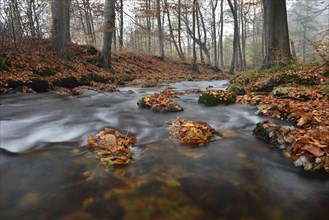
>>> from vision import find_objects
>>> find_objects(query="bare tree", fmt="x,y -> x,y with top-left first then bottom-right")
51,0 -> 71,60
99,0 -> 116,71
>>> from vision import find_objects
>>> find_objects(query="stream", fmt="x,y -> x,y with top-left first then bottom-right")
1,80 -> 328,220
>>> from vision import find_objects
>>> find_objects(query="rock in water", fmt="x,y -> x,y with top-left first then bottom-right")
198,90 -> 236,106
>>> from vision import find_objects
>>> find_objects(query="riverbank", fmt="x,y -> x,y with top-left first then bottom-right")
230,63 -> 329,172
0,38 -> 226,94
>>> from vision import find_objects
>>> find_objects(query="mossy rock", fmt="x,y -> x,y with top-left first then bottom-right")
28,79 -> 50,93
229,83 -> 246,95
198,90 -> 236,106
53,76 -> 82,88
253,121 -> 281,145
257,74 -> 320,92
32,67 -> 58,76
272,86 -> 293,96
81,73 -> 110,84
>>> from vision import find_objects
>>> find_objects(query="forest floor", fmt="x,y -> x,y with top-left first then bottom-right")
0,38 -> 225,94
0,38 -> 328,173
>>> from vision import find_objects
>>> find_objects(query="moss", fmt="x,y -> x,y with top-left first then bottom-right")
0,60 -> 11,71
272,86 -> 293,96
81,73 -> 110,84
318,86 -> 329,95
229,83 -> 246,95
33,67 -> 58,76
198,91 -> 236,106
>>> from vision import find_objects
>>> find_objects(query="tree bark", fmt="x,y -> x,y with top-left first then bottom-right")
192,0 -> 198,71
119,0 -> 124,50
51,0 -> 71,60
262,0 -> 293,67
211,0 -> 218,67
156,0 -> 165,59
99,0 -> 116,72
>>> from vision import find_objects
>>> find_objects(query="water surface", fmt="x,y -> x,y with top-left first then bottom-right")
1,80 -> 328,219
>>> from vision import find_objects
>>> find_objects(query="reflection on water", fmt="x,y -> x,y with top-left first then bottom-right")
1,80 -> 328,220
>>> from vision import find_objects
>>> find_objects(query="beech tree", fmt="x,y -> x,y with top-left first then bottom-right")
51,0 -> 71,60
99,0 -> 116,71
262,0 -> 293,67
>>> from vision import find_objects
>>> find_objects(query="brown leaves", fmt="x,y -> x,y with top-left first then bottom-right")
169,117 -> 218,144
137,94 -> 183,112
87,128 -> 137,166
198,90 -> 236,106
254,120 -> 329,172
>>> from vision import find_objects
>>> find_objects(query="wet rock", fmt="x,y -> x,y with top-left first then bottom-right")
253,120 -> 281,145
6,79 -> 24,89
16,86 -> 34,93
198,90 -> 236,106
53,76 -> 82,89
29,79 -> 50,93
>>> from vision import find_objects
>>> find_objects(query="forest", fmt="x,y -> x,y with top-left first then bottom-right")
0,0 -> 329,220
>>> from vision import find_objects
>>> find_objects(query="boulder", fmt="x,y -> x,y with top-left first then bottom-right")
198,90 -> 236,106
253,120 -> 281,145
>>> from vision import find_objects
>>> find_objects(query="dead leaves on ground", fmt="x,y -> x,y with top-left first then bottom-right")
169,117 -> 219,144
87,128 -> 137,166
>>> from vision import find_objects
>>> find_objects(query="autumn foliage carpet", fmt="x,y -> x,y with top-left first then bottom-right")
0,38 -> 225,93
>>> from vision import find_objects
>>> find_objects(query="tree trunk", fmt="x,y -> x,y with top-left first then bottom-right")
192,0 -> 198,71
177,0 -> 185,60
165,0 -> 184,61
262,0 -> 293,67
227,0 -> 239,73
119,0 -> 123,50
219,0 -> 224,67
156,0 -> 165,59
211,0 -> 218,67
99,0 -> 116,72
51,0 -> 71,60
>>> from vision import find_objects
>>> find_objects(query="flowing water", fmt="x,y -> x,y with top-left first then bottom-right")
0,80 -> 328,220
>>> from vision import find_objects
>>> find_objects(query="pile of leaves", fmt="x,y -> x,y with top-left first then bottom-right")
87,128 -> 137,166
137,94 -> 183,112
198,90 -> 236,106
253,120 -> 329,172
169,117 -> 219,144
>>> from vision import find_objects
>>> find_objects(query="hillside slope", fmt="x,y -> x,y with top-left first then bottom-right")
0,38 -> 226,94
